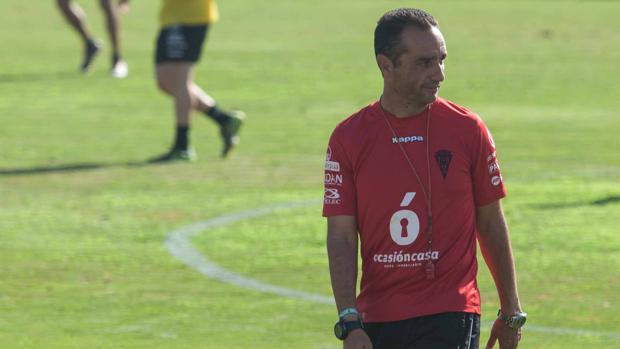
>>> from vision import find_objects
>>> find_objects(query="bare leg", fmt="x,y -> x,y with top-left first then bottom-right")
156,62 -> 195,127
149,62 -> 200,160
99,0 -> 120,61
189,82 -> 245,157
56,0 -> 93,43
57,0 -> 101,72
99,0 -> 128,77
190,83 -> 216,111
157,64 -> 217,117
155,62 -> 243,159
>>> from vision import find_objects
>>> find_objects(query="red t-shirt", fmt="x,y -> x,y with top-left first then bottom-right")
323,97 -> 506,322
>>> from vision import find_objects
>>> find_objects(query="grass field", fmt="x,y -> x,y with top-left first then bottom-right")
1,0 -> 619,348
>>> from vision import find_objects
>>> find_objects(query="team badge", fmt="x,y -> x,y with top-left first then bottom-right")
435,150 -> 452,179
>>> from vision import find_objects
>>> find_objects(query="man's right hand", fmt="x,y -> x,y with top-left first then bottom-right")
344,329 -> 373,349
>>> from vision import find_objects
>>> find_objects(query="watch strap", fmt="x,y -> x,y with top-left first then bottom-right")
344,319 -> 364,331
338,307 -> 359,319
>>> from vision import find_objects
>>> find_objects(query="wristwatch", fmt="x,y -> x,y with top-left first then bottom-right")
497,310 -> 528,329
334,318 -> 364,340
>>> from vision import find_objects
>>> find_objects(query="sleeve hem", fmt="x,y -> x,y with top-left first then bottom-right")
474,191 -> 506,208
322,210 -> 357,217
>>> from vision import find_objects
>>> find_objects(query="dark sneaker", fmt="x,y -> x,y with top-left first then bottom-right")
220,111 -> 245,158
81,40 -> 101,73
149,147 -> 197,163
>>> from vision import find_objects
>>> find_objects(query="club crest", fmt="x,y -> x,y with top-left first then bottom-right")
435,150 -> 452,179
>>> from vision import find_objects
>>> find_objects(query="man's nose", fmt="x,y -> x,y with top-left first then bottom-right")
433,63 -> 445,82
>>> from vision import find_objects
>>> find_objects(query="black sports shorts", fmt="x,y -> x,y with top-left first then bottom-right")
364,312 -> 481,349
155,25 -> 209,64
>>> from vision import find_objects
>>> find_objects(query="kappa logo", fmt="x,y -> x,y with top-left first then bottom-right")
392,135 -> 424,144
326,146 -> 332,161
435,150 -> 453,179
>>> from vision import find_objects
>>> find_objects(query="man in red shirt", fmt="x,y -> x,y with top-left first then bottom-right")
324,8 -> 526,349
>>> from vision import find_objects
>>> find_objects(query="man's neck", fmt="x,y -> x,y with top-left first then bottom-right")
380,92 -> 429,118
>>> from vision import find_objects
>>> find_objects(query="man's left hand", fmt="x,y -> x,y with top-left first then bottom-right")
485,318 -> 521,349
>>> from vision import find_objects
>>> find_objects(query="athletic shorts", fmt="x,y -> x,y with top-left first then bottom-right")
364,312 -> 481,349
155,25 -> 208,64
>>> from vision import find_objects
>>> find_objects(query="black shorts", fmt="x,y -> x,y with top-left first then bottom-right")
155,25 -> 209,64
364,312 -> 480,349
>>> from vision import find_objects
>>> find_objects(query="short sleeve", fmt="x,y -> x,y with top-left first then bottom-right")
322,128 -> 357,216
471,120 -> 507,206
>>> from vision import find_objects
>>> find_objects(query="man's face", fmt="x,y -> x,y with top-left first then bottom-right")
381,26 -> 447,108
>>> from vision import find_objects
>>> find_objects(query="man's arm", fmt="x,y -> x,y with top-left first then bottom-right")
327,215 -> 358,312
326,215 -> 372,349
476,200 -> 522,349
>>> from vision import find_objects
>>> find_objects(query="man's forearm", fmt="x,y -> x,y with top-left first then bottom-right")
477,202 -> 522,313
479,228 -> 521,312
327,233 -> 358,313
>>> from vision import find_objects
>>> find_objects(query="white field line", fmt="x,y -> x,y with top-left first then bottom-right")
164,201 -> 620,341
165,200 -> 333,305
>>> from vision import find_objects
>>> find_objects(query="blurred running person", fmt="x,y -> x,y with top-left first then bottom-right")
150,0 -> 244,162
56,0 -> 129,78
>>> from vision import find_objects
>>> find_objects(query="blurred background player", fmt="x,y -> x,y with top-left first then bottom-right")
56,0 -> 129,78
150,0 -> 244,162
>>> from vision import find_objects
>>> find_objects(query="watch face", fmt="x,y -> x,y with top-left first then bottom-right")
334,322 -> 346,340
511,315 -> 527,328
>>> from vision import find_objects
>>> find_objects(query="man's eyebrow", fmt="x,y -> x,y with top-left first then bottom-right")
415,54 -> 444,61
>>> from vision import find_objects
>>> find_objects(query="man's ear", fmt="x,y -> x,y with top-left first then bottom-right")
376,54 -> 394,77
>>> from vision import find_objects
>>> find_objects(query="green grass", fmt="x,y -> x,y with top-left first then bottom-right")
1,0 -> 619,348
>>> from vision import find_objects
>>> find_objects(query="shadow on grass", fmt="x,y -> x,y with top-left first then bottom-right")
0,160 -> 165,176
534,195 -> 620,209
592,196 -> 620,206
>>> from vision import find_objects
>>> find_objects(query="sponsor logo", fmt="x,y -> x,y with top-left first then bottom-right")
325,173 -> 343,186
325,161 -> 340,172
486,151 -> 497,163
390,193 -> 420,246
392,136 -> 424,144
435,150 -> 453,179
324,188 -> 341,204
488,162 -> 500,175
324,188 -> 340,199
373,250 -> 440,268
491,175 -> 502,186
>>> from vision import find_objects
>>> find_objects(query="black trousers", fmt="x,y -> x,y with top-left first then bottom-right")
364,312 -> 480,349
